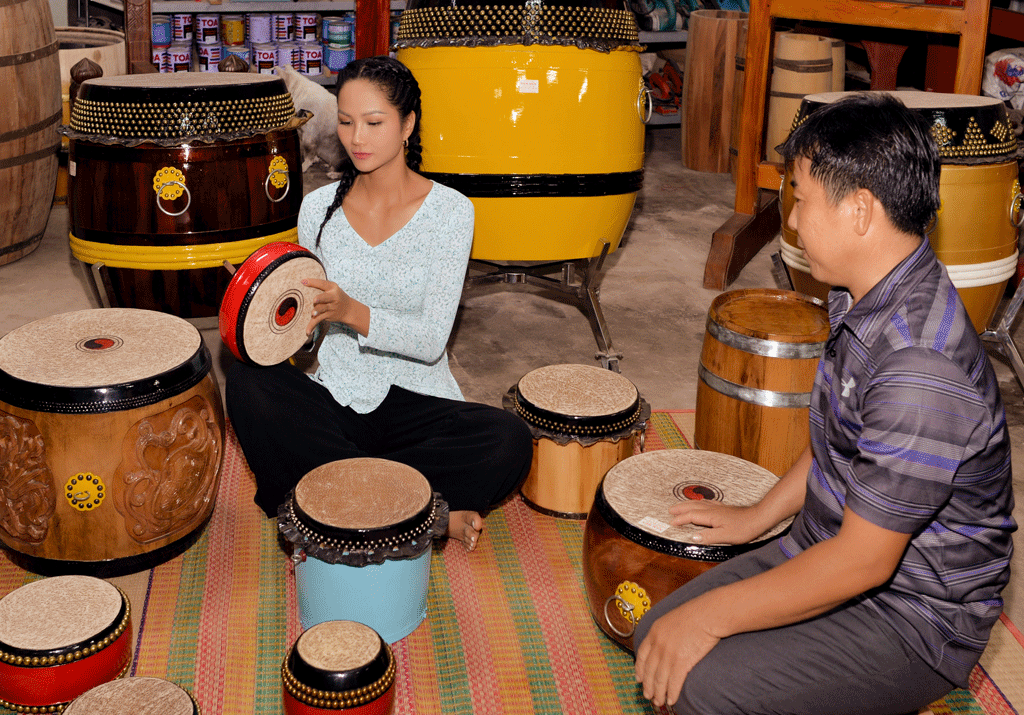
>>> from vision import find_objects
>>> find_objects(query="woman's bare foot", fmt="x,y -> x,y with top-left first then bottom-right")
448,510 -> 483,551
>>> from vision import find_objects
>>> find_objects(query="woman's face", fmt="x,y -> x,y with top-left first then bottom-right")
336,78 -> 414,175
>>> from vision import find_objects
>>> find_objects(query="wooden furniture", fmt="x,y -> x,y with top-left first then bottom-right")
705,0 -> 992,290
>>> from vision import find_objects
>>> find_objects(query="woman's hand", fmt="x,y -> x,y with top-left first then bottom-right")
670,502 -> 767,546
302,278 -> 372,337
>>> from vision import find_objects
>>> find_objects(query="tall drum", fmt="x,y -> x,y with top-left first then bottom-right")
582,450 -> 792,650
0,309 -> 224,576
781,91 -> 1022,333
64,73 -> 304,319
396,0 -> 646,261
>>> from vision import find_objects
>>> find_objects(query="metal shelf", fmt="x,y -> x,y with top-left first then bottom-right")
150,0 -> 407,11
638,30 -> 687,44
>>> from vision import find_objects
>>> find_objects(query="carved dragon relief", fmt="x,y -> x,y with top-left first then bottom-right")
114,396 -> 222,544
0,411 -> 56,544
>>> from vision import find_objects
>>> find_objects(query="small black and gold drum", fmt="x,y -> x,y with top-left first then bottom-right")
781,90 -> 1021,333
504,364 -> 649,519
0,308 -> 224,576
64,72 -> 306,319
582,450 -> 792,650
0,575 -> 132,712
396,0 -> 646,262
281,620 -> 396,715
63,677 -> 200,715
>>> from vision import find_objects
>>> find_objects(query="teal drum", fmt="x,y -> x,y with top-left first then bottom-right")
279,458 -> 449,643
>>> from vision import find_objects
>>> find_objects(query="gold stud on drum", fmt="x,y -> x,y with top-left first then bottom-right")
152,166 -> 190,217
265,156 -> 290,203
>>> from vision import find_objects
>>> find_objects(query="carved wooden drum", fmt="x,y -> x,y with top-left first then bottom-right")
781,90 -> 1022,333
0,575 -> 132,712
0,308 -> 224,576
64,72 -> 304,319
63,677 -> 200,715
582,450 -> 792,650
281,620 -> 396,715
219,241 -> 326,365
694,289 -> 829,477
504,364 -> 650,519
279,458 -> 449,643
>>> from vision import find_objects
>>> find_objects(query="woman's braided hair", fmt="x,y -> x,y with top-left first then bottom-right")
313,55 -> 424,247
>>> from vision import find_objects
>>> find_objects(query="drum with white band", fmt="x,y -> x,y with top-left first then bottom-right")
0,575 -> 132,713
582,450 -> 792,650
504,364 -> 650,519
279,458 -> 449,643
219,241 -> 326,365
63,677 -> 200,714
281,620 -> 396,715
0,309 -> 224,575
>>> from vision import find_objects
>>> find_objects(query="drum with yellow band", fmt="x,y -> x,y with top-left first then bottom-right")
396,1 -> 646,262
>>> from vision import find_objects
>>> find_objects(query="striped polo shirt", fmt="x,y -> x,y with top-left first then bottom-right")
780,238 -> 1016,686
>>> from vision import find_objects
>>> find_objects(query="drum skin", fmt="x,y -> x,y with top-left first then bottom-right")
62,677 -> 199,715
399,45 -> 645,261
69,131 -> 302,319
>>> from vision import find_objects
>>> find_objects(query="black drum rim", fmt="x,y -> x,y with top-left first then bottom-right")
287,488 -> 437,552
284,631 -> 394,697
512,387 -> 642,437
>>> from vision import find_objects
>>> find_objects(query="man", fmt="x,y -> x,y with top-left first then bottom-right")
634,93 -> 1015,715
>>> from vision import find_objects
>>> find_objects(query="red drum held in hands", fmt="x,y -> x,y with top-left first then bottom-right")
219,241 -> 326,365
582,450 -> 792,650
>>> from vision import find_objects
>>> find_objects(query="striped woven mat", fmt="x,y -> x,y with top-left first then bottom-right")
1,410 -> 1021,714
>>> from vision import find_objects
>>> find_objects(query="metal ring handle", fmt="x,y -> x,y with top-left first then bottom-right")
637,83 -> 653,124
638,423 -> 647,453
604,594 -> 637,638
265,170 -> 291,203
155,181 -> 191,217
1011,192 -> 1024,228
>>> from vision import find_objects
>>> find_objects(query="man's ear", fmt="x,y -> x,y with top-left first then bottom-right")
849,188 -> 875,236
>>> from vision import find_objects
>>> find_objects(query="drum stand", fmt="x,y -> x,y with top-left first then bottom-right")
465,241 -> 624,372
981,275 -> 1024,391
87,261 -> 221,331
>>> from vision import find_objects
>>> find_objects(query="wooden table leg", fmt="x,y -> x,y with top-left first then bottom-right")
703,190 -> 781,290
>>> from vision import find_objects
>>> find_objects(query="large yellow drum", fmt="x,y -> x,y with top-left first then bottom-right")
781,91 -> 1021,333
396,2 -> 646,262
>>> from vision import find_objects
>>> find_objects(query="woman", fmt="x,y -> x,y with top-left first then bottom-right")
227,56 -> 533,551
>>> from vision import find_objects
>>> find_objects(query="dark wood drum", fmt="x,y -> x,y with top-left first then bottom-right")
0,308 -> 224,576
64,73 -> 305,319
582,449 -> 792,650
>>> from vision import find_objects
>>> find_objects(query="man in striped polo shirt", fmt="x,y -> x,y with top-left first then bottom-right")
634,92 -> 1016,714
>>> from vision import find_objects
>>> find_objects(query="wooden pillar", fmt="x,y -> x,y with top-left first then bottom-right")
355,0 -> 391,59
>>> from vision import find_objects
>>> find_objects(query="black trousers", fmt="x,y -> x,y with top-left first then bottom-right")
226,361 -> 534,517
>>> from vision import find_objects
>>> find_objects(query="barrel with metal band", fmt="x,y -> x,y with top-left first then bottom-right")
582,450 -> 793,650
63,677 -> 200,715
64,73 -> 305,319
0,575 -> 133,713
0,309 -> 224,576
504,364 -> 649,518
219,241 -> 327,366
781,90 -> 1022,333
694,289 -> 829,477
281,620 -> 396,715
279,458 -> 449,644
395,0 -> 646,261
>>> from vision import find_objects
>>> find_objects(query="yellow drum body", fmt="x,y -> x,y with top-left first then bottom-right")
398,44 -> 645,261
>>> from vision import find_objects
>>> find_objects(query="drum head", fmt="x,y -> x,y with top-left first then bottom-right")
239,254 -> 324,366
63,678 -> 196,715
601,450 -> 793,546
708,289 -> 829,345
515,364 -> 641,436
805,90 -> 1002,111
0,575 -> 121,652
297,620 -> 382,673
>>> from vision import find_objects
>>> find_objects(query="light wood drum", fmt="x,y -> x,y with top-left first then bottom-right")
694,289 -> 829,476
0,309 -> 224,576
582,450 -> 792,650
782,91 -> 1021,333
0,575 -> 132,712
219,241 -> 326,365
282,620 -> 396,715
279,459 -> 449,643
504,364 -> 650,519
63,677 -> 199,715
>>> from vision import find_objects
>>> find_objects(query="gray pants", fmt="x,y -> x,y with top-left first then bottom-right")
632,542 -> 957,715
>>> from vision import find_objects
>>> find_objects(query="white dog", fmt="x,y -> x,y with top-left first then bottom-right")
275,65 -> 344,175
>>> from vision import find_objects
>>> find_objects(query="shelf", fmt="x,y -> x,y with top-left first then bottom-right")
151,0 -> 405,11
638,30 -> 687,44
647,111 -> 680,126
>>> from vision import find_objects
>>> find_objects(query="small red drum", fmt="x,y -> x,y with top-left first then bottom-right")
281,620 -> 396,715
63,677 -> 200,714
219,241 -> 327,365
582,450 -> 792,650
504,364 -> 650,519
0,575 -> 132,712
0,309 -> 224,576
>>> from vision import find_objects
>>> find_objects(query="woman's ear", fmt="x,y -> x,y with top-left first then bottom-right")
402,112 -> 416,145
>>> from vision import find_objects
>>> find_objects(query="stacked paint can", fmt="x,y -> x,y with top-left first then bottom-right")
323,15 -> 354,73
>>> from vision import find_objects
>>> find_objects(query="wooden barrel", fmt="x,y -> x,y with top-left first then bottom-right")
682,10 -> 747,173
765,32 -> 832,163
830,37 -> 845,91
694,289 -> 830,476
0,0 -> 61,266
729,20 -> 748,182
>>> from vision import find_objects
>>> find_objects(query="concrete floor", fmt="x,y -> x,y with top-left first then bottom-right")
1,123 -> 1022,627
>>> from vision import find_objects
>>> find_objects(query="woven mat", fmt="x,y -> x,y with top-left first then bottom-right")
1,410 -> 1021,714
